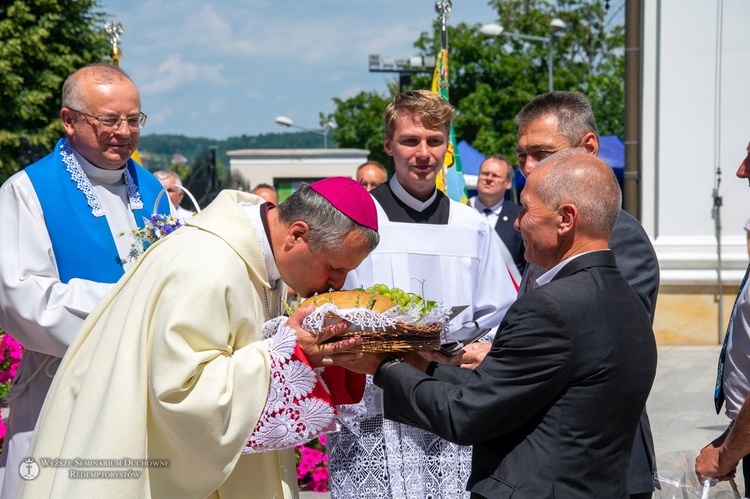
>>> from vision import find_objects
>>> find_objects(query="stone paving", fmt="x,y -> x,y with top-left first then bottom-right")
648,345 -> 745,496
648,345 -> 727,457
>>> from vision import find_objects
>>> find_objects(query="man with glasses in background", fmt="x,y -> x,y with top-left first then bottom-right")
469,155 -> 526,275
0,63 -> 170,497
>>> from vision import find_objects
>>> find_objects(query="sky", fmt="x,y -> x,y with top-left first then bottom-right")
97,1 -> 499,140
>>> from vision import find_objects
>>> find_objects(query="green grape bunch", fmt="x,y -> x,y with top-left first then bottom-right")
360,283 -> 438,316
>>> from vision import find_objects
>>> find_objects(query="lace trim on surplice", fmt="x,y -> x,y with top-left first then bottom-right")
59,138 -> 143,217
243,324 -> 335,454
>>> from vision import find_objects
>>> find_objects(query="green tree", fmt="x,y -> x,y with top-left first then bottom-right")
326,91 -> 394,175
0,0 -> 109,184
328,0 -> 624,164
167,162 -> 191,182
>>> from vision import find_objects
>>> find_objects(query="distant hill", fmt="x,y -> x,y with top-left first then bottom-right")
138,131 -> 324,171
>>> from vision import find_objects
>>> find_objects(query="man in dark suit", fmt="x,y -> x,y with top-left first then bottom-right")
514,91 -> 660,499
452,91 -> 659,498
470,155 -> 526,274
345,151 -> 658,498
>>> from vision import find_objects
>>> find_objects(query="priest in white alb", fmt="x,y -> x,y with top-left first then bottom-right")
328,91 -> 518,498
0,63 -> 172,498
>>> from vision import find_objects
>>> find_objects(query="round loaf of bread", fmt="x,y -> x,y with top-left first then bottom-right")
300,290 -> 396,313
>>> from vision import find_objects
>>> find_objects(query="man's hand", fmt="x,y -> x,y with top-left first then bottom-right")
419,349 -> 461,366
696,430 -> 737,482
345,352 -> 389,375
345,351 -> 430,375
419,342 -> 492,369
456,342 -> 491,369
287,306 -> 363,368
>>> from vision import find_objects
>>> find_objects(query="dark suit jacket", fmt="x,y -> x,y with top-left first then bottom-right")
607,210 -> 660,321
494,201 -> 526,274
376,251 -> 657,498
608,209 -> 660,494
518,208 -> 660,494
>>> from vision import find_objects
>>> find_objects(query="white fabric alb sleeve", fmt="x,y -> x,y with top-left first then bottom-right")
0,173 -> 113,358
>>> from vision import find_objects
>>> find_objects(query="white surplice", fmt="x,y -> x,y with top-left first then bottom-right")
0,149 -> 148,497
328,180 -> 517,499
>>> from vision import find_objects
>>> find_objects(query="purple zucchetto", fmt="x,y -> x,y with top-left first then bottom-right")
309,177 -> 378,231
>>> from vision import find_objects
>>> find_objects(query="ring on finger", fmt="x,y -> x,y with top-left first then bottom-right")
322,355 -> 334,366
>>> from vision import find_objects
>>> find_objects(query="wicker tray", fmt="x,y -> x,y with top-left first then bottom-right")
322,312 -> 442,352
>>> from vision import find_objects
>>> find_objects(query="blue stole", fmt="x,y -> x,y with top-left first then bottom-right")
25,139 -> 171,284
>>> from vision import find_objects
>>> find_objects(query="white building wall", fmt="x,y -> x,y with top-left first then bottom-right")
228,149 -> 371,190
642,0 -> 750,343
644,0 -> 750,285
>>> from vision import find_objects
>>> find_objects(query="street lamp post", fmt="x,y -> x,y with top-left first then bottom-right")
274,116 -> 335,148
480,19 -> 566,93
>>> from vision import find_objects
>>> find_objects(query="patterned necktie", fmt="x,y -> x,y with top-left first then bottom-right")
714,263 -> 750,413
520,264 -> 546,295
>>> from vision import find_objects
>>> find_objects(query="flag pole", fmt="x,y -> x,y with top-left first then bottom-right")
104,21 -> 143,165
433,0 -> 468,204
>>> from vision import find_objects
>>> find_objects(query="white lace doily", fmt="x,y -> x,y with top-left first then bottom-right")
299,301 -> 450,336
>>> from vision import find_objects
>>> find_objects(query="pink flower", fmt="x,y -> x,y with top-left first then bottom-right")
310,478 -> 329,493
303,448 -> 323,464
311,465 -> 328,482
295,435 -> 329,491
297,458 -> 313,476
0,333 -> 23,384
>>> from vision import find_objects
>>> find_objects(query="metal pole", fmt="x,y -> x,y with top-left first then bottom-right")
623,0 -> 641,219
713,0 -> 725,342
435,1 -> 451,51
547,36 -> 553,92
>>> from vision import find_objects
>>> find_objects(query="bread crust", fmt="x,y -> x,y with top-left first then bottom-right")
300,290 -> 396,313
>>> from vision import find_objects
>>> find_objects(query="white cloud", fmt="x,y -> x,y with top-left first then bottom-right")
181,4 -> 256,57
139,55 -> 224,95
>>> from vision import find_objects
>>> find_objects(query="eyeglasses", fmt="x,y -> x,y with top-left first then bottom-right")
69,108 -> 147,130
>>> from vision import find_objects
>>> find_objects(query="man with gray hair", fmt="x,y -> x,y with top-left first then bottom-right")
0,62 -> 171,497
155,169 -> 196,220
356,160 -> 388,191
251,183 -> 279,205
346,151 -> 657,497
443,91 -> 660,499
515,92 -> 659,499
21,177 -> 379,498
